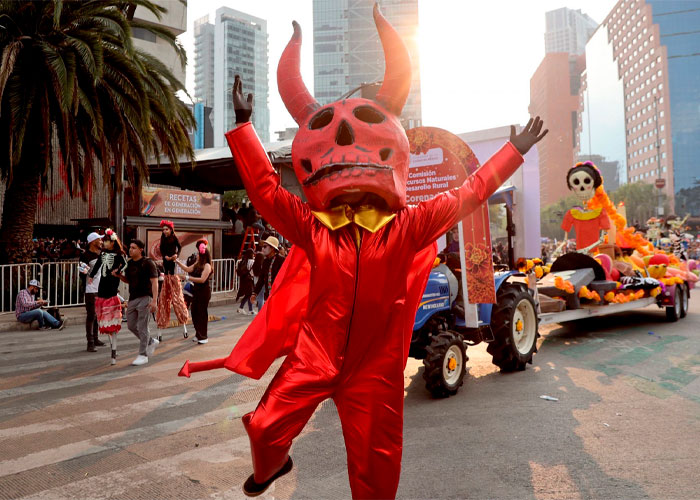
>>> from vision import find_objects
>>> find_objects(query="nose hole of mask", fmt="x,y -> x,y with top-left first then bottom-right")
335,120 -> 354,146
379,148 -> 392,161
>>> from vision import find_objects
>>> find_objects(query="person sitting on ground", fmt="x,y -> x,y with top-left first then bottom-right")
15,280 -> 65,330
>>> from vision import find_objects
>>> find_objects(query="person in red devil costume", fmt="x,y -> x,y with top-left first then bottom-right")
179,5 -> 547,498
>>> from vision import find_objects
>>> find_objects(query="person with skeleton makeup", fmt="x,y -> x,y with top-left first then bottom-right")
89,229 -> 127,365
179,6 -> 547,498
562,161 -> 611,254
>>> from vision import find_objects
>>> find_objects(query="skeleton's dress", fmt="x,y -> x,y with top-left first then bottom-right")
156,234 -> 189,328
562,207 -> 611,251
90,251 -> 126,334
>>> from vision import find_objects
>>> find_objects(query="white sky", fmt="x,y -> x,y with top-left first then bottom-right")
178,0 -> 617,136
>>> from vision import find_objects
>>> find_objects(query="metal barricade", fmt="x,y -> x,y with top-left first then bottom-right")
41,260 -> 85,308
1,257 -> 240,314
211,258 -> 239,294
0,263 -> 43,313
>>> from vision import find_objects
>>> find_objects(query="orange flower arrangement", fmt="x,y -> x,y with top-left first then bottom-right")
587,185 -> 652,255
554,276 -> 575,294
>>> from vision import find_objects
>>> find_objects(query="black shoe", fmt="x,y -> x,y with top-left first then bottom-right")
94,339 -> 106,347
243,457 -> 293,497
86,345 -> 97,352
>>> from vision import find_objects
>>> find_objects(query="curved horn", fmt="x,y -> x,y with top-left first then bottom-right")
373,3 -> 412,116
277,21 -> 319,124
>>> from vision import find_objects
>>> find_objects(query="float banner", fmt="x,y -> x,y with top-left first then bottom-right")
407,127 -> 496,304
141,186 -> 221,220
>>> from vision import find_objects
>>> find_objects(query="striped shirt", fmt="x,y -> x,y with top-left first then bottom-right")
15,289 -> 40,319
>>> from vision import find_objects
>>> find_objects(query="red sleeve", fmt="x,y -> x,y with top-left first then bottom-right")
561,210 -> 574,232
407,142 -> 524,250
225,124 -> 313,248
599,210 -> 611,230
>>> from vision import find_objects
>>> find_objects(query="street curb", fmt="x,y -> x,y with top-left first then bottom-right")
0,295 -> 240,334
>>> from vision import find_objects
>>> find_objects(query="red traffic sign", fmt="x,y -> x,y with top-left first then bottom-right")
655,178 -> 666,189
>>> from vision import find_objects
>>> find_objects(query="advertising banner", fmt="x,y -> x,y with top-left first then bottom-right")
407,127 -> 496,304
141,186 -> 221,220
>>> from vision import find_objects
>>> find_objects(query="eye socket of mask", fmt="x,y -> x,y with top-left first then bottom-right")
353,105 -> 385,124
309,108 -> 334,130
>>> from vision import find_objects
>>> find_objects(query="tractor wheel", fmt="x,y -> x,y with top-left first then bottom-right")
666,285 -> 682,322
487,284 -> 539,372
680,283 -> 689,319
422,331 -> 467,398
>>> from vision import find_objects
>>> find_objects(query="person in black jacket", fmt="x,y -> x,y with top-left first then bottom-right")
156,220 -> 189,329
251,236 -> 284,311
90,229 -> 126,365
176,239 -> 213,344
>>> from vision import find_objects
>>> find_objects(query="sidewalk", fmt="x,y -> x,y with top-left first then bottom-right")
0,292 -> 241,333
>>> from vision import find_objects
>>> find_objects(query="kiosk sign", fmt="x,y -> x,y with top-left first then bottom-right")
140,186 -> 221,220
407,127 -> 497,306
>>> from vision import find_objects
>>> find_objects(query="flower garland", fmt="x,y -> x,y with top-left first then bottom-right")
586,184 -> 653,255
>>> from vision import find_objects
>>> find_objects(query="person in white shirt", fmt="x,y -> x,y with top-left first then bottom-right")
79,232 -> 104,352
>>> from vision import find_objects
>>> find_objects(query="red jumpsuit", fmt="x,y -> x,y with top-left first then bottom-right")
225,123 -> 523,499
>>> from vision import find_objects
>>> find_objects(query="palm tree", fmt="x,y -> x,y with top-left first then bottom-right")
0,0 -> 194,262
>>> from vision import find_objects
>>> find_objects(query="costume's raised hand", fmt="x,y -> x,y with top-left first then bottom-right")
232,74 -> 254,124
510,116 -> 548,155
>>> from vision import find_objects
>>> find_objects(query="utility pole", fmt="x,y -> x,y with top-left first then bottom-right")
653,95 -> 664,217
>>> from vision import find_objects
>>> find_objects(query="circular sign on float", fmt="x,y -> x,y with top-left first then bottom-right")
406,127 -> 496,304
655,178 -> 666,189
405,127 -> 480,203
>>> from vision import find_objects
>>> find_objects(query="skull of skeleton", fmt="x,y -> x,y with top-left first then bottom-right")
568,170 -> 595,203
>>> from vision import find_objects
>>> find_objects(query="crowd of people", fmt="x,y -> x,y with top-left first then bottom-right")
32,238 -> 84,261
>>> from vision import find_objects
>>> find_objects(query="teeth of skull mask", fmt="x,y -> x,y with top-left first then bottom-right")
569,170 -> 595,203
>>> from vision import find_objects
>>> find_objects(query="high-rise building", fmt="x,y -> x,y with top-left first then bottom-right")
576,0 -> 700,216
529,53 -> 588,206
194,16 -> 215,109
313,0 -> 422,129
132,0 -> 187,86
195,8 -> 270,146
531,8 -> 597,208
545,7 -> 598,55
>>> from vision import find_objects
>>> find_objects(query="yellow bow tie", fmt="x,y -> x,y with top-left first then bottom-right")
311,205 -> 396,233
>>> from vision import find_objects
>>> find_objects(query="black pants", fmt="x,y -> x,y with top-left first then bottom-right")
191,286 -> 211,340
84,293 -> 99,345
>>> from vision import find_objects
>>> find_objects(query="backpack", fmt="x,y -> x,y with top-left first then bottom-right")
236,259 -> 250,278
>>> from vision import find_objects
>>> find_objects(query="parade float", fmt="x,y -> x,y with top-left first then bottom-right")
410,160 -> 697,398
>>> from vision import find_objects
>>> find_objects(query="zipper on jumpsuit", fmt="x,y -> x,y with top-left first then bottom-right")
340,226 -> 363,369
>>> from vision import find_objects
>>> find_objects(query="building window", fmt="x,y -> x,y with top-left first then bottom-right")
132,27 -> 157,42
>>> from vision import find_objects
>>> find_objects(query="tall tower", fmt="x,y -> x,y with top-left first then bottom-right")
206,7 -> 269,146
312,0 -> 421,128
194,15 -> 215,109
545,7 -> 598,56
576,0 -> 700,216
530,8 -> 597,208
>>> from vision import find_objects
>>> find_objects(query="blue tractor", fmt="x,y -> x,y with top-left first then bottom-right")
410,188 -> 540,398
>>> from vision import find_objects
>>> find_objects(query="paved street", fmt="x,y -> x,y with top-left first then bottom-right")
1,297 -> 699,499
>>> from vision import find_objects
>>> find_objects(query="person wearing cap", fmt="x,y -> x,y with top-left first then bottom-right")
79,232 -> 105,352
15,280 -> 65,330
251,236 -> 284,311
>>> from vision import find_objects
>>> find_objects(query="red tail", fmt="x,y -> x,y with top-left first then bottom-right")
178,358 -> 227,378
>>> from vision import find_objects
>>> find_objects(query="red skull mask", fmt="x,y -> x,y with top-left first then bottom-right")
278,5 -> 412,211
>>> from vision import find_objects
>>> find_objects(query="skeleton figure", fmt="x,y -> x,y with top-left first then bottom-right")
646,217 -> 663,244
561,162 -> 610,253
666,215 -> 689,260
99,253 -> 116,277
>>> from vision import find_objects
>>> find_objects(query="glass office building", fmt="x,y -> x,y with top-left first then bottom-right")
313,0 -> 422,128
195,8 -> 269,146
648,1 -> 700,215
